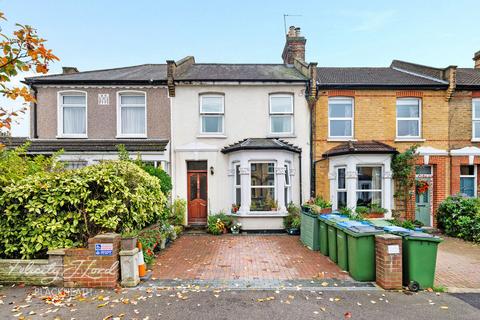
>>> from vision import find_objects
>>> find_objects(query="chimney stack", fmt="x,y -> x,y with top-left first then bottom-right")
282,26 -> 306,65
62,67 -> 79,74
474,51 -> 480,69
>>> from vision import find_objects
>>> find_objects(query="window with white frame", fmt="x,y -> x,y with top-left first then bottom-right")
328,97 -> 354,138
118,92 -> 146,136
234,163 -> 241,207
336,167 -> 347,208
270,94 -> 293,134
460,165 -> 476,197
356,166 -> 382,207
250,162 -> 275,211
200,94 -> 224,134
396,98 -> 421,138
284,162 -> 291,207
59,91 -> 87,136
472,99 -> 480,140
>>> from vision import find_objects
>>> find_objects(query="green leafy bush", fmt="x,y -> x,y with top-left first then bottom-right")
0,161 -> 167,259
207,212 -> 233,235
437,195 -> 480,242
141,164 -> 172,195
168,198 -> 186,225
284,202 -> 301,229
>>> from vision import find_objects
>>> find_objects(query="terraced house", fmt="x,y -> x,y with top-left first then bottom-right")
313,53 -> 480,227
5,26 -> 480,230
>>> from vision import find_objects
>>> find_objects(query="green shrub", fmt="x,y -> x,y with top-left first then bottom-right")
0,161 -> 167,259
169,198 -> 186,225
207,212 -> 233,235
284,202 -> 301,229
437,195 -> 480,243
0,143 -> 63,189
313,196 -> 332,208
141,164 -> 172,195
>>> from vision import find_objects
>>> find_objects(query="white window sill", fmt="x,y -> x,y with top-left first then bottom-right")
471,138 -> 480,142
327,138 -> 356,142
196,134 -> 227,139
229,211 -> 288,217
267,134 -> 297,138
116,135 -> 147,139
56,135 -> 88,139
395,138 -> 425,142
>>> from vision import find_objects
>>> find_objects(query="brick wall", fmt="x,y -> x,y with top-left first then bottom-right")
63,233 -> 121,288
375,234 -> 403,290
449,91 -> 478,150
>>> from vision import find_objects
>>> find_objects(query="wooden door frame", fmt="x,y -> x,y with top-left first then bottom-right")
187,169 -> 208,225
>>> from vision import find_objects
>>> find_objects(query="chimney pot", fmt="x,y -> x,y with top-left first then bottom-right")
474,50 -> 480,69
282,25 -> 306,64
62,67 -> 79,74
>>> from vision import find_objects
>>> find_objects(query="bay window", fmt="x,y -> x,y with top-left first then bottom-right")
284,162 -> 291,207
234,163 -> 241,206
472,99 -> 480,140
328,97 -> 354,138
460,165 -> 476,197
396,98 -> 421,138
58,91 -> 87,137
200,94 -> 224,134
270,94 -> 293,134
118,92 -> 146,137
336,167 -> 347,208
250,162 -> 275,211
356,166 -> 382,207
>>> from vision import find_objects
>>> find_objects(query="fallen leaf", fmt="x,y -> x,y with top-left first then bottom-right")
344,312 -> 352,319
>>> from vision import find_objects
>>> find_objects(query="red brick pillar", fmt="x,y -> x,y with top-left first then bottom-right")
64,233 -> 121,288
375,234 -> 403,290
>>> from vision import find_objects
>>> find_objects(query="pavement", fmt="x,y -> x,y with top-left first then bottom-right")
152,234 -> 349,280
0,285 -> 478,320
435,236 -> 480,291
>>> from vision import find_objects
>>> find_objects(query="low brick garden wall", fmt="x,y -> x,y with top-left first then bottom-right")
0,233 -> 121,288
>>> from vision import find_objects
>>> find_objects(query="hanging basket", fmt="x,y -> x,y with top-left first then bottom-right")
416,180 -> 429,194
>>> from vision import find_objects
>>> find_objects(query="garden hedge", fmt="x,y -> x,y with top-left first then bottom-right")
437,195 -> 480,243
0,161 -> 167,259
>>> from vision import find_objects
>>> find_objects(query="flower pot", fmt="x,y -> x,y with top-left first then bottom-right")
160,238 -> 167,249
121,237 -> 137,251
320,208 -> 332,214
287,228 -> 300,235
231,229 -> 240,235
365,212 -> 385,219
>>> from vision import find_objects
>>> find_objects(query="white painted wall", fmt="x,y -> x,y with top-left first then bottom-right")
171,84 -> 310,222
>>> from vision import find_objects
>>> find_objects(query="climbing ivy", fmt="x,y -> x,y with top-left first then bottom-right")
391,145 -> 419,218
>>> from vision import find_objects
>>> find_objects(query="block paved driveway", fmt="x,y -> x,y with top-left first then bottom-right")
435,236 -> 480,291
152,234 -> 349,281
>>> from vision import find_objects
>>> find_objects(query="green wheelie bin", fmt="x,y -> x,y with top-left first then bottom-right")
318,216 -> 329,256
336,226 -> 348,271
300,209 -> 320,251
327,222 -> 337,263
402,232 -> 443,290
344,225 -> 384,281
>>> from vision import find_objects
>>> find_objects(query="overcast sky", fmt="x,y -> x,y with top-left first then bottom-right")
3,0 -> 479,136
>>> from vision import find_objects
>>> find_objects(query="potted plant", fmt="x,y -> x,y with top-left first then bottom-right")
314,196 -> 332,214
121,228 -> 138,251
231,204 -> 240,213
364,203 -> 388,219
231,222 -> 241,234
284,202 -> 301,235
266,198 -> 279,211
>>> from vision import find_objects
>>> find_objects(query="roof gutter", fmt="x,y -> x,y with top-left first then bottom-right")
22,79 -> 168,86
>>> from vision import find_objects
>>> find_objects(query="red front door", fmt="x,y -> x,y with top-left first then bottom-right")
187,171 -> 208,225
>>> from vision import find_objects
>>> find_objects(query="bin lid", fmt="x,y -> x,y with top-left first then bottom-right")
337,221 -> 367,229
405,232 -> 443,242
368,219 -> 394,227
383,226 -> 411,234
347,225 -> 383,234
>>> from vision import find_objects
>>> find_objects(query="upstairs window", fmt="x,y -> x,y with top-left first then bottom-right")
118,92 -> 146,136
58,91 -> 87,137
200,95 -> 224,134
270,94 -> 293,134
328,97 -> 354,138
397,98 -> 421,138
472,99 -> 480,139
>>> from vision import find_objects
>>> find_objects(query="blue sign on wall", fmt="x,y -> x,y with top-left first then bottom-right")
95,243 -> 113,256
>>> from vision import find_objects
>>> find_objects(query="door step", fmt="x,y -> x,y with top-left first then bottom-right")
184,225 -> 208,235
